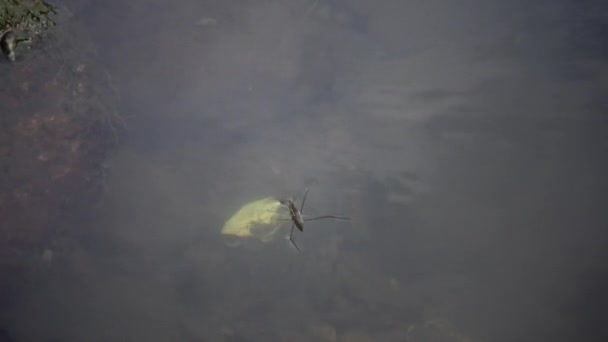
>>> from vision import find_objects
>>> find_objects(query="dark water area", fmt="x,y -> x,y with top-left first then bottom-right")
2,0 -> 608,341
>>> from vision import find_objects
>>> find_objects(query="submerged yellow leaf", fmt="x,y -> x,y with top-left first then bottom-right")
221,197 -> 283,243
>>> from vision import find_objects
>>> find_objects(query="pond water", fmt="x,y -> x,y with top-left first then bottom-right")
4,0 -> 608,341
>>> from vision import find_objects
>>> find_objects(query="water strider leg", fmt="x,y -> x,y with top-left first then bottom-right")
289,223 -> 301,252
300,188 -> 309,213
303,215 -> 351,221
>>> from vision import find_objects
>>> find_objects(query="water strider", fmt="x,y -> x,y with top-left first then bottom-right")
279,188 -> 350,252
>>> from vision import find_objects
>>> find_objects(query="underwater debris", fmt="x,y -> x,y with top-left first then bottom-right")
0,30 -> 16,61
0,30 -> 30,62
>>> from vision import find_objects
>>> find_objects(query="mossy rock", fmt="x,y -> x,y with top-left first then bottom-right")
0,0 -> 55,34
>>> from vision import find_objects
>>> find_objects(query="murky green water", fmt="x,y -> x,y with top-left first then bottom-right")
3,0 -> 608,341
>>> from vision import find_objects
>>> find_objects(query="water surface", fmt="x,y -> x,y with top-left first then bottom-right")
9,0 -> 608,341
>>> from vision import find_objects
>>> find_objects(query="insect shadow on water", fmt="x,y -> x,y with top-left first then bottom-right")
279,188 -> 350,252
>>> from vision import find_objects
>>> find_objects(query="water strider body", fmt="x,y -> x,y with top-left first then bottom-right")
280,198 -> 305,232
279,188 -> 350,252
